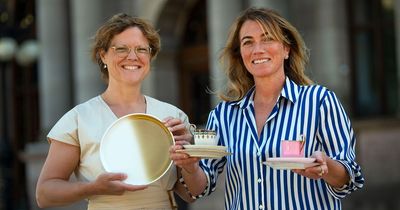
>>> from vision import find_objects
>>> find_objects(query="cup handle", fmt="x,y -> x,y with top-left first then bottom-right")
298,134 -> 306,151
189,124 -> 196,134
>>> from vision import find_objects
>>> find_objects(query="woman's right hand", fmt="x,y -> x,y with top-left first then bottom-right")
92,172 -> 148,195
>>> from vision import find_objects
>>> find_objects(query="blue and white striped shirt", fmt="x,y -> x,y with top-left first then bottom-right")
200,77 -> 364,210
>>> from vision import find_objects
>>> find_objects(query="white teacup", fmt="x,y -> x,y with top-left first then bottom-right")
193,129 -> 218,145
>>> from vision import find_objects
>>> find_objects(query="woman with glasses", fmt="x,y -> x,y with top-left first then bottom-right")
171,7 -> 364,210
36,13 -> 193,209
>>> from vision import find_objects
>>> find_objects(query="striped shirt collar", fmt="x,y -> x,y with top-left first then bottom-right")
233,76 -> 300,109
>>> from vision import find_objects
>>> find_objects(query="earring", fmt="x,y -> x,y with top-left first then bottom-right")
285,55 -> 289,59
103,64 -> 107,69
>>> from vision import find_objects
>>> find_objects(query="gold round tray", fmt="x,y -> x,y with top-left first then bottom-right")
100,113 -> 174,185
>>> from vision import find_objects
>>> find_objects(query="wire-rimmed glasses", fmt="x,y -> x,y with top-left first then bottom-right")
110,45 -> 152,58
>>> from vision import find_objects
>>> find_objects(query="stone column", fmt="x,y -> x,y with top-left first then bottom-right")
29,1 -> 75,209
134,0 -> 167,101
37,0 -> 72,133
70,0 -> 105,104
291,0 -> 351,109
207,0 -> 242,107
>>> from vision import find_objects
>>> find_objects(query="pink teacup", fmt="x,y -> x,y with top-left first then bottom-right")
281,140 -> 305,157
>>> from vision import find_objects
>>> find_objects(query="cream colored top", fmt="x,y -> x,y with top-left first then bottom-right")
48,95 -> 190,210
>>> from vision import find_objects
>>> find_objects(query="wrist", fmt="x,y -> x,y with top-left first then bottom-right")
178,171 -> 207,200
181,164 -> 199,175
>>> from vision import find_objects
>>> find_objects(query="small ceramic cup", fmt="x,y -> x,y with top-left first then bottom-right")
193,129 -> 218,145
281,140 -> 305,157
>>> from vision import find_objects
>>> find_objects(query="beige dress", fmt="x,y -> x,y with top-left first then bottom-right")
48,95 -> 190,210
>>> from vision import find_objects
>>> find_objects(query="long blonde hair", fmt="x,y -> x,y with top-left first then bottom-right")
219,7 -> 312,102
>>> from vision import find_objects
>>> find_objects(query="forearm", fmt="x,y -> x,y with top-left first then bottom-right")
36,179 -> 96,208
174,173 -> 195,203
323,158 -> 350,188
181,166 -> 208,196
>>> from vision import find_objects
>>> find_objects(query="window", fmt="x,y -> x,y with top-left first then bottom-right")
348,0 -> 398,117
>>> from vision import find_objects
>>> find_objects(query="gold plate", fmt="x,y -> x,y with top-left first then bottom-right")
100,113 -> 174,185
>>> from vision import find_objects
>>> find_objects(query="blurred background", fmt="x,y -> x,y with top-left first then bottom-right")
1,0 -> 400,209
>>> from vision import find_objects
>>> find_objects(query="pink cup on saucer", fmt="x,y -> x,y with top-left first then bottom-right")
281,140 -> 305,157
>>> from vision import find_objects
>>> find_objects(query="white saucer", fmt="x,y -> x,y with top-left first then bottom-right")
263,157 -> 320,169
177,149 -> 231,159
183,145 -> 227,151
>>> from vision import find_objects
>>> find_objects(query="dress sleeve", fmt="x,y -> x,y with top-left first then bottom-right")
198,108 -> 228,196
47,108 -> 80,146
317,90 -> 364,199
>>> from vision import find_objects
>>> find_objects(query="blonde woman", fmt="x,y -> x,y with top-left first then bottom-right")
171,7 -> 364,210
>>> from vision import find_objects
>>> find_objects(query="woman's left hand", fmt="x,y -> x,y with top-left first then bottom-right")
163,117 -> 193,146
292,151 -> 329,180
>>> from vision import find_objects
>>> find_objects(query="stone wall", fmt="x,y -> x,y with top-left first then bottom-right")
343,119 -> 400,210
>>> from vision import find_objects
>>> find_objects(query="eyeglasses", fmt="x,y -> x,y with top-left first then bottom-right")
110,45 -> 152,58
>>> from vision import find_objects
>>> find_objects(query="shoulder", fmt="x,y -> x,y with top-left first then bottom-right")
52,96 -> 102,124
74,96 -> 104,113
210,100 -> 239,116
298,84 -> 332,100
47,96 -> 102,145
50,96 -> 105,128
145,95 -> 181,111
298,84 -> 344,111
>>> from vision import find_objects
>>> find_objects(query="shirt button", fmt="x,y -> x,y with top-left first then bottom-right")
257,152 -> 261,156
259,205 -> 264,209
258,178 -> 262,183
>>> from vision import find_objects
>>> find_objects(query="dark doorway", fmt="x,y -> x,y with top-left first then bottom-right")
178,0 -> 211,126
